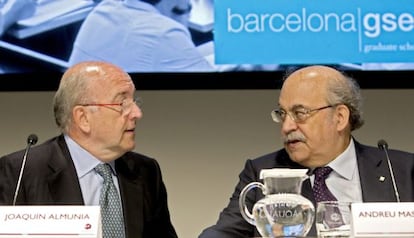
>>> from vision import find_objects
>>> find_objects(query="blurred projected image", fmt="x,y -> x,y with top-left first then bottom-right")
0,0 -> 413,74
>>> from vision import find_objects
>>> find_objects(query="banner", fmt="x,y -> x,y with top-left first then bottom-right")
214,0 -> 414,64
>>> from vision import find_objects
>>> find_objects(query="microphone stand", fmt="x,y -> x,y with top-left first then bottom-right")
12,134 -> 38,206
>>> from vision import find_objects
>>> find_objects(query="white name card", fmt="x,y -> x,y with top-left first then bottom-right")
0,205 -> 101,238
351,202 -> 414,237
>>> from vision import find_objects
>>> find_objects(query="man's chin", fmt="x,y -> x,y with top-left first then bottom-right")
122,140 -> 136,152
287,151 -> 310,166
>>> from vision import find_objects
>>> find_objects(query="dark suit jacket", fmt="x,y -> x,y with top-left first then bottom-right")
0,135 -> 178,238
199,140 -> 414,238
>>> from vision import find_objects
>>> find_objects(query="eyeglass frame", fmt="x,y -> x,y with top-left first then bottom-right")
271,104 -> 339,123
77,97 -> 142,116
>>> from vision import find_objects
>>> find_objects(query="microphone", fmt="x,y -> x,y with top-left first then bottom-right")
377,139 -> 400,202
12,134 -> 38,206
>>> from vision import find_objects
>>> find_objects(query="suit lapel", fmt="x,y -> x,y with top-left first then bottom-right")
116,156 -> 144,238
355,141 -> 396,202
47,135 -> 84,204
301,178 -> 315,205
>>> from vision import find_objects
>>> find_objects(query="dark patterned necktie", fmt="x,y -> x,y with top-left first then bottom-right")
95,163 -> 126,238
312,167 -> 337,202
312,166 -> 344,227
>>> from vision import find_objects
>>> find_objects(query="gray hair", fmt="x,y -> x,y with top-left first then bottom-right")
53,62 -> 106,133
325,74 -> 364,131
283,65 -> 365,131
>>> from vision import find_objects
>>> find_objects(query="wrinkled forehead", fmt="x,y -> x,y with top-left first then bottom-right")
279,66 -> 340,106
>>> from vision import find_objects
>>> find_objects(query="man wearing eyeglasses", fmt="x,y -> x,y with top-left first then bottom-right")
0,61 -> 178,238
69,0 -> 213,73
199,65 -> 414,238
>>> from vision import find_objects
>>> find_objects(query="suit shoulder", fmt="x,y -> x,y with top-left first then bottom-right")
118,152 -> 165,183
121,151 -> 161,171
356,142 -> 413,158
123,151 -> 157,162
0,136 -> 61,162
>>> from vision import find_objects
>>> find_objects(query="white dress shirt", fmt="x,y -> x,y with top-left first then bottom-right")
64,134 -> 121,205
310,138 -> 363,202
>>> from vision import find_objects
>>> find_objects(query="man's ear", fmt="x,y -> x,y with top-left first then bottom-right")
335,104 -> 351,131
72,106 -> 91,133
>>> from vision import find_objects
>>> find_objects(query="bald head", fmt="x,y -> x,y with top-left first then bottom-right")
62,61 -> 131,83
283,65 -> 346,89
277,65 -> 364,167
53,61 -> 133,133
281,65 -> 364,131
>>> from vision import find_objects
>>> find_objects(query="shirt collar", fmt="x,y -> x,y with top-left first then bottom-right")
64,134 -> 117,179
327,138 -> 357,181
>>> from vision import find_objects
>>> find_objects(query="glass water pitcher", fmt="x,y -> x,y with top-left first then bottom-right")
239,168 -> 315,237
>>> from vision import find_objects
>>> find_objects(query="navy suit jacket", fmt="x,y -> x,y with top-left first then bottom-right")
0,135 -> 178,238
199,140 -> 414,238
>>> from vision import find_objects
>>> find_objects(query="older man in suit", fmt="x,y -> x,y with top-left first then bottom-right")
198,65 -> 414,238
0,61 -> 178,238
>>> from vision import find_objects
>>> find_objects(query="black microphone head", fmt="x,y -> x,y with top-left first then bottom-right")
27,134 -> 38,145
377,139 -> 388,150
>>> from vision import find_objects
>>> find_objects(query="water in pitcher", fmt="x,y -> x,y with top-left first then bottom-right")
253,194 -> 314,237
239,169 -> 315,238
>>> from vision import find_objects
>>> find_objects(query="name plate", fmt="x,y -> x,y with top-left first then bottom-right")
0,205 -> 101,237
351,202 -> 414,237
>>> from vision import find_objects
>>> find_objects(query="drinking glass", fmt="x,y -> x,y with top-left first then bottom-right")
316,201 -> 351,237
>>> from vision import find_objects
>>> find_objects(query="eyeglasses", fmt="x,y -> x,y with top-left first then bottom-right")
271,105 -> 336,123
78,97 -> 142,116
172,3 -> 192,15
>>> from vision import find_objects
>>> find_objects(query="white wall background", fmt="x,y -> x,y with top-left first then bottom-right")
0,89 -> 413,238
